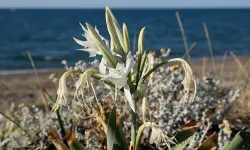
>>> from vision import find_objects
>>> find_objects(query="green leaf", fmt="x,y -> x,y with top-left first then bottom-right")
138,27 -> 145,54
56,109 -> 66,141
107,107 -> 116,150
115,122 -> 129,150
106,7 -> 125,57
171,120 -> 198,150
111,15 -> 125,50
140,53 -> 148,73
196,132 -> 217,150
135,122 -> 151,150
135,53 -> 142,89
66,130 -> 84,150
135,27 -> 147,88
223,128 -> 250,150
107,106 -> 117,150
107,106 -> 129,150
123,23 -> 130,54
141,59 -> 170,83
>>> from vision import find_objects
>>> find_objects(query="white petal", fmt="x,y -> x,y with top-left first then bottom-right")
99,74 -> 127,89
124,84 -> 135,112
116,63 -> 126,71
125,52 -> 135,74
108,67 -> 121,77
95,26 -> 102,38
89,51 -> 98,57
95,26 -> 109,46
74,23 -> 107,57
73,37 -> 86,47
99,58 -> 107,74
112,51 -> 123,58
79,22 -> 88,33
149,127 -> 162,144
112,76 -> 127,89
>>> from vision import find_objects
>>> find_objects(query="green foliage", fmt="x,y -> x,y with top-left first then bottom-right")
50,6 -> 249,150
66,130 -> 84,150
171,120 -> 198,150
107,106 -> 128,150
107,107 -> 117,150
170,121 -> 250,150
223,128 -> 250,150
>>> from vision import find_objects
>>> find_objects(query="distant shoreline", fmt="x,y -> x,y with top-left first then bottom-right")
0,68 -> 63,76
0,55 -> 249,75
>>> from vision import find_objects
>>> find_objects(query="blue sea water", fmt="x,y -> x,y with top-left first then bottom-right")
1,9 -> 250,70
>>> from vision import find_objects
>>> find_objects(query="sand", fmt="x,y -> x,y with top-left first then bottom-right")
0,69 -> 63,111
1,56 -> 250,112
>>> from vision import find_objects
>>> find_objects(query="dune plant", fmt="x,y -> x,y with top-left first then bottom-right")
48,7 -> 250,150
52,6 -> 197,150
1,6 -> 250,150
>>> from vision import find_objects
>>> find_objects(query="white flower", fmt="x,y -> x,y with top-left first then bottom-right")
138,122 -> 175,149
142,52 -> 154,78
74,68 -> 99,108
53,70 -> 76,111
149,126 -> 175,149
73,23 -> 109,57
169,58 -> 196,102
98,52 -> 135,111
99,58 -> 107,74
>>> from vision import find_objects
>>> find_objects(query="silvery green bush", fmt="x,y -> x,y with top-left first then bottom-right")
1,61 -> 249,149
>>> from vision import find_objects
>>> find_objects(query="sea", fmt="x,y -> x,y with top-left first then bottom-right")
1,8 -> 250,70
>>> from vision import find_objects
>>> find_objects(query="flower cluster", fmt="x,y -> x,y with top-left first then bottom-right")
53,7 -> 196,116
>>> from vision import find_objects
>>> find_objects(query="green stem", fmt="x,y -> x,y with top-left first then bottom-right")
142,60 -> 170,83
135,122 -> 154,150
135,123 -> 147,150
56,108 -> 66,139
131,97 -> 137,148
135,54 -> 142,89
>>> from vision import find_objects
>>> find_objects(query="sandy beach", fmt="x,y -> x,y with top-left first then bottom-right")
0,69 -> 63,111
1,56 -> 250,112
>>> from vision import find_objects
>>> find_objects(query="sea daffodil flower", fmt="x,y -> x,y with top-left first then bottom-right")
168,58 -> 196,102
98,52 -> 135,111
53,70 -> 77,111
73,23 -> 109,57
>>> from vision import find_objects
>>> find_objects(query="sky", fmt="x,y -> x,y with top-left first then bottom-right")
0,0 -> 250,8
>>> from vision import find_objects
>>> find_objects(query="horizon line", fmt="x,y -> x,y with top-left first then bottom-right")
0,7 -> 250,10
